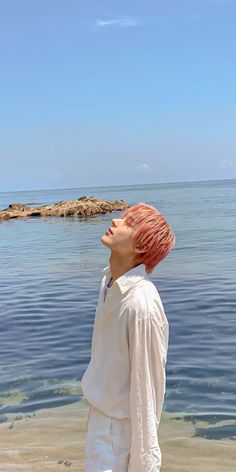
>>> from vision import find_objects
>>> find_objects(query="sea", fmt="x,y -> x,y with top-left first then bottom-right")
0,179 -> 236,441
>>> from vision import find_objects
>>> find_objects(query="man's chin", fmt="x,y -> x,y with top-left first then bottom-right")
100,234 -> 111,247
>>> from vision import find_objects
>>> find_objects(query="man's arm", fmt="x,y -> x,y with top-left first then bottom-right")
128,311 -> 168,472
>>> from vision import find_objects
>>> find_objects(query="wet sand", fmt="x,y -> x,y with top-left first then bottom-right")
0,399 -> 235,471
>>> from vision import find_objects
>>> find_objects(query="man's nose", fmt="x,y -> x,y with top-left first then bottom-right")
112,218 -> 122,226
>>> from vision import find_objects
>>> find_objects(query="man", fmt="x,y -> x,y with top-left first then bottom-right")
81,202 -> 175,471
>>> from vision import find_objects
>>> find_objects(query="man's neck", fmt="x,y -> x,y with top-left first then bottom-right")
108,253 -> 139,287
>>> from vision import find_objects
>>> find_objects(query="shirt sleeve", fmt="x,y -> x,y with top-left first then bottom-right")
127,312 -> 168,472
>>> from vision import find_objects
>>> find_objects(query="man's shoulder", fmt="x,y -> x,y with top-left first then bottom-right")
126,278 -> 167,325
131,278 -> 160,304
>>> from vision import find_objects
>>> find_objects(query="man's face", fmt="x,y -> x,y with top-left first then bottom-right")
101,217 -> 137,256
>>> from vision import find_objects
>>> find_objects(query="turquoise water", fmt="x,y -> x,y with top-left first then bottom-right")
0,180 -> 236,438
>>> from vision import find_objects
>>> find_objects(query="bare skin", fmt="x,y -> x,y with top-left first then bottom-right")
100,217 -> 141,287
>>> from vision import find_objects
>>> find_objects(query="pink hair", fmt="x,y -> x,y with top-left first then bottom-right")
120,202 -> 176,274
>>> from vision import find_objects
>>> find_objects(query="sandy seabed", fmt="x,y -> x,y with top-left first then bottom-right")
0,399 -> 235,472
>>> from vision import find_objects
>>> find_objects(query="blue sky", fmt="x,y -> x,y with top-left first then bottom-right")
0,0 -> 235,192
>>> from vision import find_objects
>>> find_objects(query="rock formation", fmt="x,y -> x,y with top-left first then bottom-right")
0,196 -> 130,221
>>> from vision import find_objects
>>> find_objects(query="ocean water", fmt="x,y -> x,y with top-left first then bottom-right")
0,180 -> 236,439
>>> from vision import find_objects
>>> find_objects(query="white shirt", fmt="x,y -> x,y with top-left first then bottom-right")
81,263 -> 169,471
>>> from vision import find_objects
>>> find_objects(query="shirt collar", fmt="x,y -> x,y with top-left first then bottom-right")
101,263 -> 148,295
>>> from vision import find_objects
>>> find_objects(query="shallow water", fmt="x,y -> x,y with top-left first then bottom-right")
0,179 -> 236,439
0,401 -> 235,471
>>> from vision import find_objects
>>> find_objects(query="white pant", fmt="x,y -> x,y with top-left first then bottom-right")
84,404 -> 132,472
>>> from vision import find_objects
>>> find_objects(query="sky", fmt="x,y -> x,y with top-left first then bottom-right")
0,0 -> 236,192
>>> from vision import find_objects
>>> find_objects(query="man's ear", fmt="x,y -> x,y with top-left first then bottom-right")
134,247 -> 147,255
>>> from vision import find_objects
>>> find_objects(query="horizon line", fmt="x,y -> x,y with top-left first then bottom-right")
1,177 -> 235,194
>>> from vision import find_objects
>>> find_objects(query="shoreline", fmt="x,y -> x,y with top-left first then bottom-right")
0,400 -> 236,471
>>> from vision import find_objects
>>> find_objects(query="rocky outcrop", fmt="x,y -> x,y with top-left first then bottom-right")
0,196 -> 130,221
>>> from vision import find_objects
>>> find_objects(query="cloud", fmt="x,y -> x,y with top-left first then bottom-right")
137,164 -> 151,172
90,14 -> 202,32
96,17 -> 139,28
218,159 -> 236,169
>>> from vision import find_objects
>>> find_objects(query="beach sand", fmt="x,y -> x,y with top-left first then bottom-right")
0,399 -> 235,471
